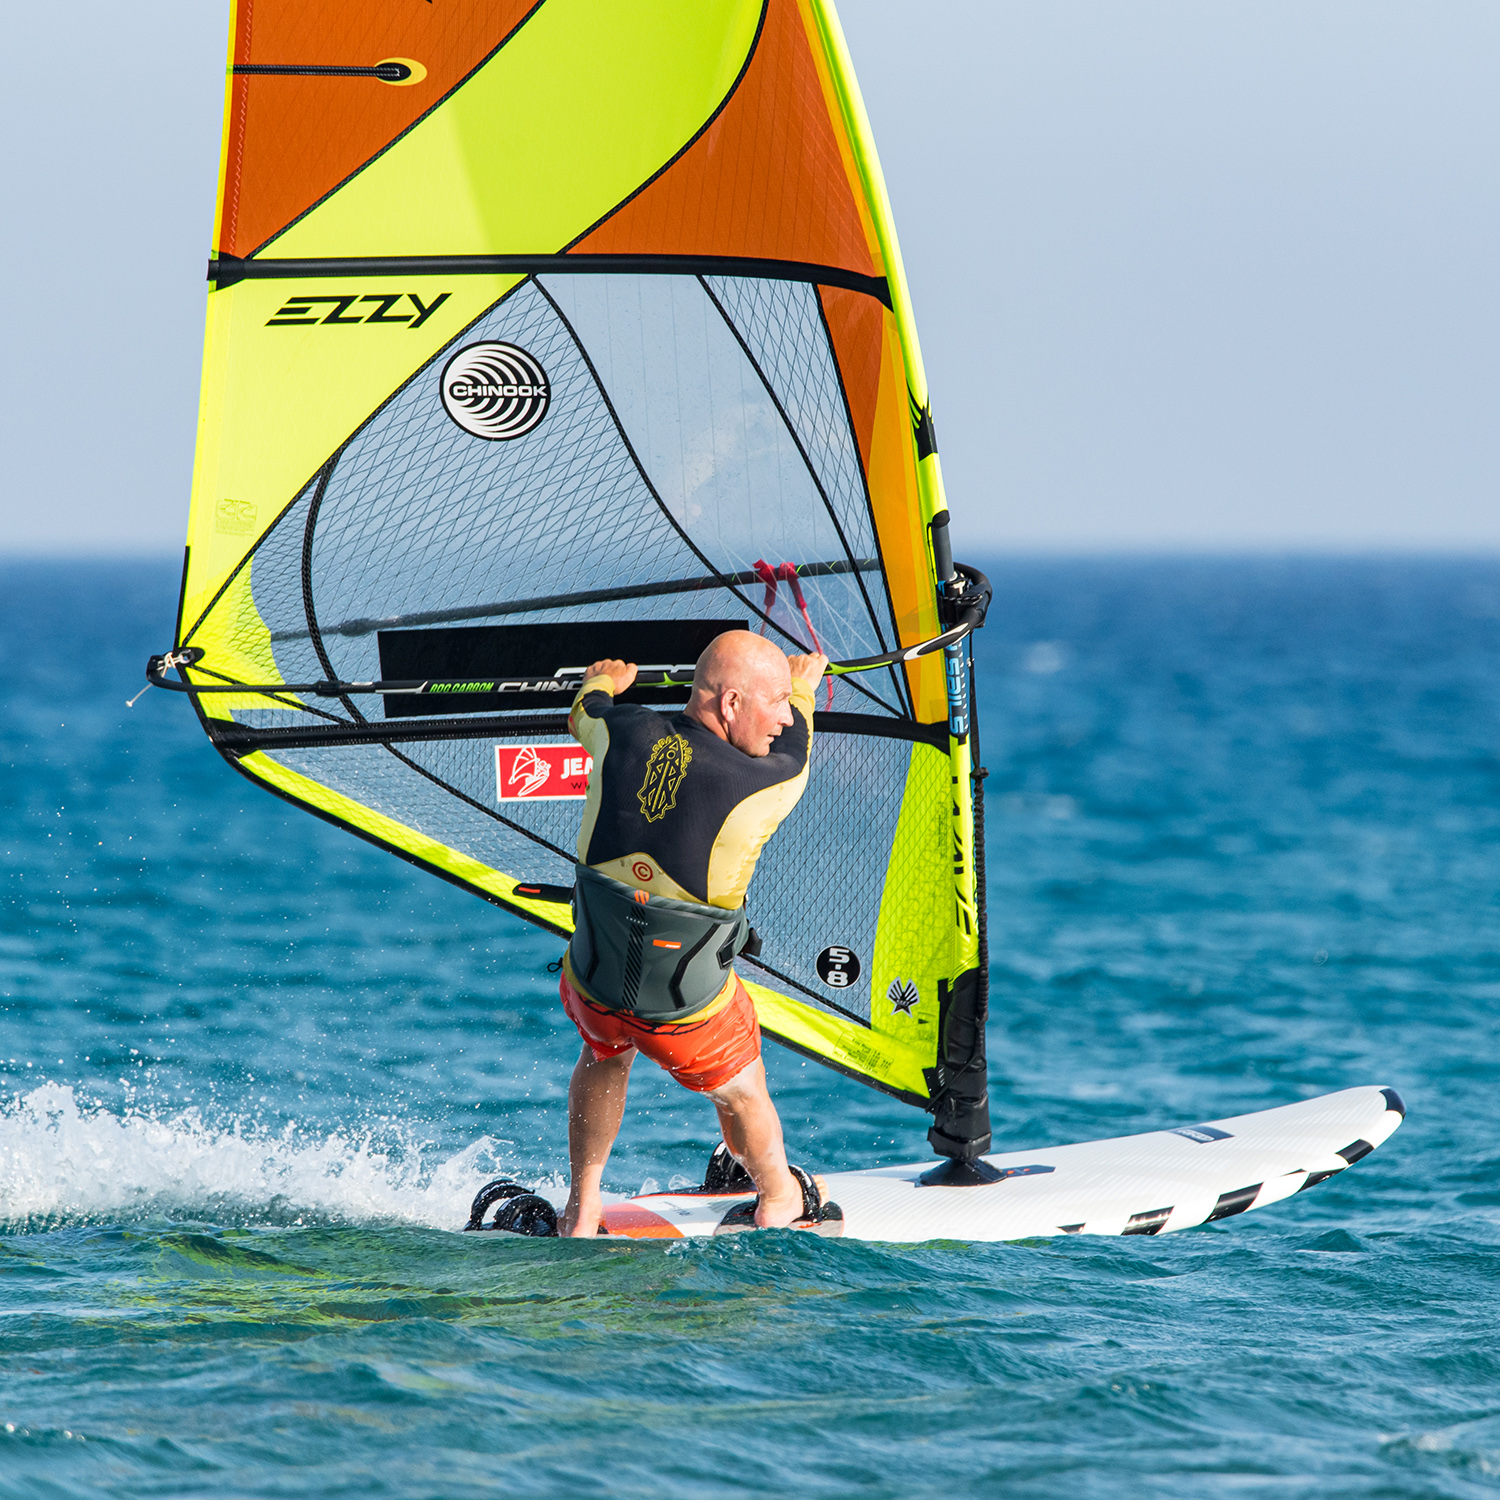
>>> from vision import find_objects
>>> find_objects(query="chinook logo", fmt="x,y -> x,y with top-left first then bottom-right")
440,342 -> 550,440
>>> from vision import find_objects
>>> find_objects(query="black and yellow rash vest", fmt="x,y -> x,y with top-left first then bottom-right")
563,673 -> 815,1022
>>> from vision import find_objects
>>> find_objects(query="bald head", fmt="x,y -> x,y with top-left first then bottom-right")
692,630 -> 788,696
687,631 -> 795,757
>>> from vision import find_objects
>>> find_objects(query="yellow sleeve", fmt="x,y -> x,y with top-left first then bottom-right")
569,675 -> 616,863
790,678 -> 816,747
568,674 -> 615,758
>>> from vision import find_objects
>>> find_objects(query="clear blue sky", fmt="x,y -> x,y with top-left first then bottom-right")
4,2 -> 1497,554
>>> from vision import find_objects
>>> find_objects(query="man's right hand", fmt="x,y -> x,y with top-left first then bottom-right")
587,658 -> 638,697
787,652 -> 829,690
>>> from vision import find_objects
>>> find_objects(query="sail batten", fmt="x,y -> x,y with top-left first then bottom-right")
176,0 -> 991,1157
210,254 -> 893,307
266,557 -> 882,643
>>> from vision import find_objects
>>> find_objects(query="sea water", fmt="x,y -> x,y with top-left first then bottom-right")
2,555 -> 1497,1499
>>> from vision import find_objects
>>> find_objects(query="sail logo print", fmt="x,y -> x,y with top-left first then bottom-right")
637,735 -> 692,823
441,342 -> 550,440
265,292 -> 450,329
887,978 -> 919,1015
214,498 -> 257,536
816,946 -> 861,989
495,745 -> 592,802
1169,1125 -> 1234,1144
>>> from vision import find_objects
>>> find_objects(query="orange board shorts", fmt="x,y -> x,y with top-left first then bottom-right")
559,969 -> 761,1094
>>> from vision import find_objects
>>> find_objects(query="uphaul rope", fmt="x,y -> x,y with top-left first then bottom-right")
755,559 -> 834,709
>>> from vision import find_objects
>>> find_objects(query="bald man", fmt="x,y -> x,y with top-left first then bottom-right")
557,630 -> 828,1237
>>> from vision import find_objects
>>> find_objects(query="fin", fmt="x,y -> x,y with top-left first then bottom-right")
713,1164 -> 843,1237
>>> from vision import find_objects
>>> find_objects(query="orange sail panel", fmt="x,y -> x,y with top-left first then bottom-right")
219,1 -> 543,257
573,0 -> 881,278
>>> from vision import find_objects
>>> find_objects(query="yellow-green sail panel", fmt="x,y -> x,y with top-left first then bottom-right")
172,0 -> 990,1152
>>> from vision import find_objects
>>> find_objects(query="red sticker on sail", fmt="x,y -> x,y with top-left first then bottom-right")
495,745 -> 593,802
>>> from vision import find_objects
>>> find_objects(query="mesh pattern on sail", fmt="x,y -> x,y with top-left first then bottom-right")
743,734 -> 916,1020
701,276 -> 895,647
272,743 -> 578,886
195,272 -> 925,1022
305,284 -> 700,685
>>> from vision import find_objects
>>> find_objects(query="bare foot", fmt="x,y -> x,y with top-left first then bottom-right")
753,1178 -> 805,1228
561,1195 -> 603,1237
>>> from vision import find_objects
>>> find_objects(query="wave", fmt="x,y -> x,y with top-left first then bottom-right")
0,1082 -> 548,1232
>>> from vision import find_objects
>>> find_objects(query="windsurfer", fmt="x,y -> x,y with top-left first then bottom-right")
558,630 -> 827,1237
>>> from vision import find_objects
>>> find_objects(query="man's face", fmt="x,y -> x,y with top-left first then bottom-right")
723,659 -> 795,757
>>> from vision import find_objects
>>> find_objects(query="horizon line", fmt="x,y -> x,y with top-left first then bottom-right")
7,544 -> 1500,564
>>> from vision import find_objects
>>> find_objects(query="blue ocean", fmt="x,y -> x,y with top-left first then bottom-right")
2,555 -> 1497,1498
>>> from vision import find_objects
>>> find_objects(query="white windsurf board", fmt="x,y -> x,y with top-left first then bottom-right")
581,1085 -> 1404,1243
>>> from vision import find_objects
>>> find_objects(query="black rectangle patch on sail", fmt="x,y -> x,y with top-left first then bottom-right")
376,619 -> 746,717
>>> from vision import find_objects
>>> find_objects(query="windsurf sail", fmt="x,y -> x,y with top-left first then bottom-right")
165,0 -> 993,1159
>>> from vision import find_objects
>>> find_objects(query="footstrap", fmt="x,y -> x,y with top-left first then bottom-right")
713,1163 -> 843,1232
787,1164 -> 824,1223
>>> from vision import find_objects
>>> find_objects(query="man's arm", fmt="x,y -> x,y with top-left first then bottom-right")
569,658 -> 638,756
773,652 -> 824,764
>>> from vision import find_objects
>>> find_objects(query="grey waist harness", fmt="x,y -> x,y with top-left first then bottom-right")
567,863 -> 754,1022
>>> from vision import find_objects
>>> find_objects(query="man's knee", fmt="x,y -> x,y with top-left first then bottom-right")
704,1057 -> 768,1109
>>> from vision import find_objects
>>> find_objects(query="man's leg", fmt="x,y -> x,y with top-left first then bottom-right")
561,1044 -> 635,1237
706,1058 -> 804,1228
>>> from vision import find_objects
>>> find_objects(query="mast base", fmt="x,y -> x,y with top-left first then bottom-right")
916,1156 -> 1004,1188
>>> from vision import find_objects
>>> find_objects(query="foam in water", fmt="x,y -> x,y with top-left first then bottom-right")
0,1082 -> 544,1230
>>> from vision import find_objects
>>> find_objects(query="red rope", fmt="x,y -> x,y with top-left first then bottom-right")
752,559 -> 780,632
753,559 -> 832,708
